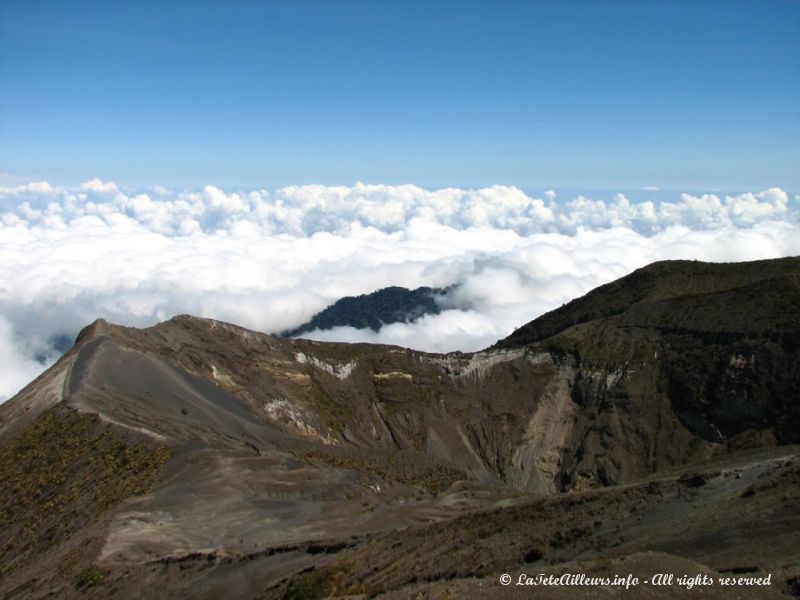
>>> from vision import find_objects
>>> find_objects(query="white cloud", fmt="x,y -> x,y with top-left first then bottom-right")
0,315 -> 56,401
0,180 -> 54,194
80,178 -> 118,194
0,179 -> 798,401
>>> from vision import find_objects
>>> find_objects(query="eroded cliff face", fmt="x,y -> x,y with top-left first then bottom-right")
46,315 -> 717,498
7,305 -> 788,511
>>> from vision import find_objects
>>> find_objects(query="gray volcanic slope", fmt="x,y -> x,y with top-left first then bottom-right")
0,257 -> 799,599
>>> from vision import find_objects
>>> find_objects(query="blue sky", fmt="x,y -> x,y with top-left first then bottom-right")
1,0 -> 798,191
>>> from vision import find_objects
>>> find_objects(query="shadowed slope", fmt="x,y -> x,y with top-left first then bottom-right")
497,257 -> 800,348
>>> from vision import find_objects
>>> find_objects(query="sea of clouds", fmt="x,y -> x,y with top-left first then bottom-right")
1,178 -> 798,401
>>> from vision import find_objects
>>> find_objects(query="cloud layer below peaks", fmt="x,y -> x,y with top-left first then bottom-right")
0,179 -> 798,401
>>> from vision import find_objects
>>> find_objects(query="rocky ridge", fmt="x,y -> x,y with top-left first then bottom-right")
0,257 -> 798,598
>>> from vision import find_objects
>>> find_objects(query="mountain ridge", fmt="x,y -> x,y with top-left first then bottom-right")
1,256 -> 798,598
497,256 -> 800,348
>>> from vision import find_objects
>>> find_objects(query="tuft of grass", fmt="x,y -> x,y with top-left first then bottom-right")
284,560 -> 364,599
73,565 -> 108,591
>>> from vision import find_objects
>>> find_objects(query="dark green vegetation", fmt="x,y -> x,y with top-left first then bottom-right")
0,405 -> 170,588
0,257 -> 798,599
283,286 -> 448,336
